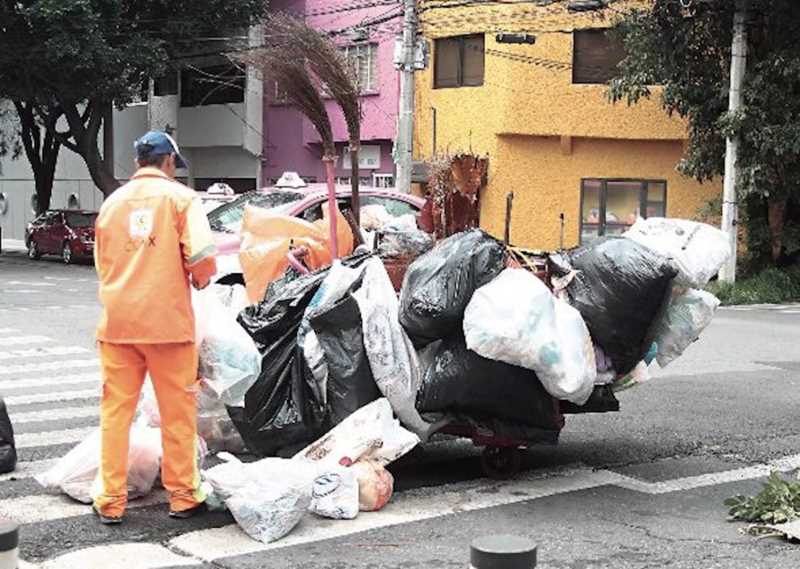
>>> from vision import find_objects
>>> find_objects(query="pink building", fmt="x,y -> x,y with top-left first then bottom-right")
262,0 -> 400,188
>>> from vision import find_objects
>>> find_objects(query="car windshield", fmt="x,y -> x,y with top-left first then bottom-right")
64,212 -> 97,228
207,190 -> 305,232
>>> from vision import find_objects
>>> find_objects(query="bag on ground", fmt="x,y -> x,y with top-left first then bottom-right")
310,466 -> 360,520
550,237 -> 677,376
417,334 -> 564,430
0,398 -> 17,475
399,229 -> 507,346
463,268 -> 596,405
352,459 -> 394,512
624,217 -> 731,288
652,288 -> 720,367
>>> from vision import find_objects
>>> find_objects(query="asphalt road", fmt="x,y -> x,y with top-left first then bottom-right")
1,249 -> 800,568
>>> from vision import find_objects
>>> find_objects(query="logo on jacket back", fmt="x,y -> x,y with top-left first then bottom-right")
126,209 -> 156,250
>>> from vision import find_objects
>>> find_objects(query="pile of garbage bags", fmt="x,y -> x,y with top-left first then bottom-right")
0,397 -> 16,475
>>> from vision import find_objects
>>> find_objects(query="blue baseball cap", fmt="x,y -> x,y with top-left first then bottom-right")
134,130 -> 188,169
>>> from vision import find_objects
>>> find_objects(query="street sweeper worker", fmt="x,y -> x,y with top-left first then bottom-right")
92,130 -> 216,524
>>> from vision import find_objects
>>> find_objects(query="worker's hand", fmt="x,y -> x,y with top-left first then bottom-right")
191,275 -> 210,290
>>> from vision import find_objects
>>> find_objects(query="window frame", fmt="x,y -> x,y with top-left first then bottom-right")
179,61 -> 246,108
434,34 -> 485,89
340,42 -> 379,94
579,178 -> 667,243
571,27 -> 626,85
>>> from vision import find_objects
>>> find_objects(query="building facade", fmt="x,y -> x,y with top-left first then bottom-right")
0,32 -> 263,241
262,0 -> 400,188
414,0 -> 721,250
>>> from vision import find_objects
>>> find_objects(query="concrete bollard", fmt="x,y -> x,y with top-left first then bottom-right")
470,534 -> 537,569
0,519 -> 19,569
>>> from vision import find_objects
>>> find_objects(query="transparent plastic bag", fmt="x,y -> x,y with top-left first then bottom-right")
464,269 -> 595,405
310,466 -> 360,520
625,218 -> 731,288
652,288 -> 720,367
293,398 -> 419,469
35,425 -> 162,504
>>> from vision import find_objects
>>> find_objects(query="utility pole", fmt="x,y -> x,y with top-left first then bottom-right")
719,0 -> 748,283
395,0 -> 417,193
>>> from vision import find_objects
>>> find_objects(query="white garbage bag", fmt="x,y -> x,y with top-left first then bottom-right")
360,205 -> 393,231
352,459 -> 394,512
310,466 -> 360,520
35,424 -> 162,504
463,268 -> 596,405
193,288 -> 262,406
211,283 -> 250,318
624,217 -> 731,288
203,454 -> 317,543
294,398 -> 419,469
652,288 -> 720,367
352,258 -> 434,438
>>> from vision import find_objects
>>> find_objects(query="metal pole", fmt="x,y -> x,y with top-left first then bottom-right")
470,535 -> 537,569
719,0 -> 748,283
395,0 -> 416,193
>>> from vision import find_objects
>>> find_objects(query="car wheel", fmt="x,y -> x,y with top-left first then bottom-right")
62,241 -> 73,265
28,239 -> 41,260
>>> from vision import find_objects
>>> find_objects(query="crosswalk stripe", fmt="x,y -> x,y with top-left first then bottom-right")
0,335 -> 54,347
0,346 -> 89,360
0,459 -> 57,483
12,406 -> 98,424
0,490 -> 168,525
15,426 -> 97,449
0,359 -> 99,375
0,327 -> 19,334
6,389 -> 99,407
0,373 -> 99,391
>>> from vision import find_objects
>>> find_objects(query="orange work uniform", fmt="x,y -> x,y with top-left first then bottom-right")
92,167 -> 217,518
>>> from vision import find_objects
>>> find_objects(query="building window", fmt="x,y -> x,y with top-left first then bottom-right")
580,179 -> 666,243
373,173 -> 394,188
572,28 -> 626,84
341,43 -> 378,93
154,70 -> 179,97
180,60 -> 245,107
434,34 -> 485,89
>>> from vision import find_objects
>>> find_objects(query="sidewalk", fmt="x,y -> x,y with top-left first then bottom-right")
1,238 -> 27,255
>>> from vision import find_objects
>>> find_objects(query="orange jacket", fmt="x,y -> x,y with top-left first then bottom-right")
94,168 -> 217,343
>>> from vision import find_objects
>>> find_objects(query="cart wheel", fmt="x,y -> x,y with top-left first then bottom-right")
481,447 -> 522,480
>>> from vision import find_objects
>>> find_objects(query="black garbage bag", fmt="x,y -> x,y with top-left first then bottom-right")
310,293 -> 381,427
416,334 -> 563,431
0,398 -> 17,475
550,237 -> 677,375
400,229 -> 507,346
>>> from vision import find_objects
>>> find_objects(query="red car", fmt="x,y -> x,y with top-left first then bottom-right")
25,210 -> 97,264
207,185 -> 426,282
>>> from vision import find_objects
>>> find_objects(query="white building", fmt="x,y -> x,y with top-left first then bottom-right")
0,38 -> 263,241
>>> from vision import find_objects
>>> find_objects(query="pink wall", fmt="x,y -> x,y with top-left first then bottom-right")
262,0 -> 400,184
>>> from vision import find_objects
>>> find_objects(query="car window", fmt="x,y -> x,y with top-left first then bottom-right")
65,212 -> 97,228
207,190 -> 305,232
300,198 -> 352,223
46,212 -> 61,225
360,196 -> 418,218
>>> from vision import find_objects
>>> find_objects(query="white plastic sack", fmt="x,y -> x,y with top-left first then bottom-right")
310,466 -> 360,520
35,425 -> 162,504
352,258 -> 434,438
652,289 -> 720,367
193,288 -> 262,406
294,398 -> 419,469
624,218 -> 731,288
464,268 -> 596,405
211,283 -> 250,317
203,454 -> 317,543
352,459 -> 394,512
360,205 -> 393,231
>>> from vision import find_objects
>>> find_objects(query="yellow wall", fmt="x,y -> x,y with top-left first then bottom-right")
414,0 -> 723,249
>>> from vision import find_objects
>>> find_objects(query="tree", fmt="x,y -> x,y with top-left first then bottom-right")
0,0 -> 265,198
609,0 -> 800,268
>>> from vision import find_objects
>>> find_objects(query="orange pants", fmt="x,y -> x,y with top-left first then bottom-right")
93,342 -> 205,517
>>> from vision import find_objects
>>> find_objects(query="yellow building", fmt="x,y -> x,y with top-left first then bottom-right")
414,0 -> 721,249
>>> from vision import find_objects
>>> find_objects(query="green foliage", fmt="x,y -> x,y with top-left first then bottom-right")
707,266 -> 800,305
725,471 -> 800,525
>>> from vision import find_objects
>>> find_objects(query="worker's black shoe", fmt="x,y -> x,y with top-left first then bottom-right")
92,505 -> 123,525
169,502 -> 208,520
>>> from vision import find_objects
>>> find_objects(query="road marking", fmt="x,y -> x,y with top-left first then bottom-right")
0,335 -> 53,347
5,281 -> 56,287
0,490 -> 167,525
0,359 -> 99,375
0,346 -> 89,360
0,327 -> 19,334
12,405 -> 98,424
0,458 -> 58,483
6,389 -> 99,407
0,373 -> 99,391
40,543 -> 197,569
14,426 -> 97,450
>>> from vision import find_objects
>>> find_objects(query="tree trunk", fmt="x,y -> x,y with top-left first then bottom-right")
12,100 -> 61,214
349,141 -> 360,226
767,195 -> 788,262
